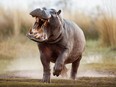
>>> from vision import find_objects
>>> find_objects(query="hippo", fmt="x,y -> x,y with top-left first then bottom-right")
27,7 -> 86,83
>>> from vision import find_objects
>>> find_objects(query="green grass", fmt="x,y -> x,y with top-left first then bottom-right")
0,77 -> 116,87
84,40 -> 116,64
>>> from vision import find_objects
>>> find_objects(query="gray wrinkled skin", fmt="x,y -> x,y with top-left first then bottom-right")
27,7 -> 86,83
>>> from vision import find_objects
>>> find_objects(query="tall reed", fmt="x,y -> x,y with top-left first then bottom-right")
64,11 -> 99,40
0,7 -> 33,41
95,14 -> 116,48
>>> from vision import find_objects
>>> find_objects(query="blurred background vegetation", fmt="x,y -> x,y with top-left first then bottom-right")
0,0 -> 116,78
0,0 -> 116,47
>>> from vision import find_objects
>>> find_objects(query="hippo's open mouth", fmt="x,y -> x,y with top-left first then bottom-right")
27,8 -> 52,43
26,33 -> 39,42
27,16 -> 49,42
26,31 -> 48,43
36,18 -> 47,27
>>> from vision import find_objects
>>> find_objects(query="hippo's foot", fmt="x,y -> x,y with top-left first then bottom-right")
70,72 -> 76,80
42,74 -> 51,83
53,63 -> 63,77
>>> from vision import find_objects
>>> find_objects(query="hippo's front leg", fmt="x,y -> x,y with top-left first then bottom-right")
40,54 -> 51,83
53,49 -> 69,76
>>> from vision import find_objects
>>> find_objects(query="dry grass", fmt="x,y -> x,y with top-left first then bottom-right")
0,6 -> 116,48
64,10 -> 116,48
0,7 -> 33,41
0,35 -> 37,59
0,7 -> 14,40
12,9 -> 34,36
95,14 -> 116,48
64,11 -> 99,40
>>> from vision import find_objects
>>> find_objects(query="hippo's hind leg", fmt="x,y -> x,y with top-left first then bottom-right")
70,54 -> 82,80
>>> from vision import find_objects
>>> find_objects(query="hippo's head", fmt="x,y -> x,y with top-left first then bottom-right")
27,7 -> 62,43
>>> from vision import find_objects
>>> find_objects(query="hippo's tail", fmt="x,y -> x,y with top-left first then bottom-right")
61,65 -> 68,77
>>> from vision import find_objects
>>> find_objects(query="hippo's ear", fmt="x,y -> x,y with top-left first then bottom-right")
57,10 -> 61,15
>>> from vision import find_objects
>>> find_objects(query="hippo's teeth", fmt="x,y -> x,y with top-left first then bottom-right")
35,36 -> 39,39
